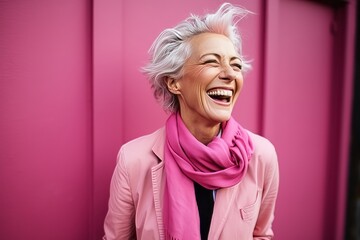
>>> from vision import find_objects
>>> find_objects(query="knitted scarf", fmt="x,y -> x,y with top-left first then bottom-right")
163,112 -> 254,239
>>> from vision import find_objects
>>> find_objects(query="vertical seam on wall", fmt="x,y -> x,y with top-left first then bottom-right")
89,0 -> 95,238
323,8 -> 341,238
259,0 -> 267,136
261,0 -> 279,137
120,1 -> 125,146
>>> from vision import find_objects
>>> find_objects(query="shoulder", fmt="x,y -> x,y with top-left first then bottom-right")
247,131 -> 276,157
247,130 -> 278,167
120,128 -> 164,157
117,127 -> 165,172
247,131 -> 279,191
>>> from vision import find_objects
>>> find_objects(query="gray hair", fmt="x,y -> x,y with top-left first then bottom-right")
142,3 -> 251,112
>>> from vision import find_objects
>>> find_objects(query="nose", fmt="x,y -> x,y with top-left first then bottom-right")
218,64 -> 237,81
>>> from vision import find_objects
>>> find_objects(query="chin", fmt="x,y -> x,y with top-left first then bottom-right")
209,112 -> 232,123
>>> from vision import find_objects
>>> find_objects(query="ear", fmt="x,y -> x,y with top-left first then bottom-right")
165,77 -> 181,95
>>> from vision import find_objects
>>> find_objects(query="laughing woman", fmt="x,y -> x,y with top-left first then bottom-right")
103,3 -> 279,240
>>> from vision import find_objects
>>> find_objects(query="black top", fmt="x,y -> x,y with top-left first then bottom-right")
194,182 -> 214,240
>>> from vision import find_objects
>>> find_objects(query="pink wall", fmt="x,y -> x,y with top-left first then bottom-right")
266,2 -> 335,239
0,0 -> 356,239
263,1 -> 356,239
0,0 -> 93,239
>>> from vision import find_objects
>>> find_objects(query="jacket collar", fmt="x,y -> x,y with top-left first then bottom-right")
151,127 -> 166,162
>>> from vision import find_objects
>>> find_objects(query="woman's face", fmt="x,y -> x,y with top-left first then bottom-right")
172,32 -> 244,126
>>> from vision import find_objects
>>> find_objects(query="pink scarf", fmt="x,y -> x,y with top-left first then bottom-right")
163,112 -> 254,239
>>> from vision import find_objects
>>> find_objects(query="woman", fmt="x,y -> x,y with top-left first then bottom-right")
103,3 -> 279,240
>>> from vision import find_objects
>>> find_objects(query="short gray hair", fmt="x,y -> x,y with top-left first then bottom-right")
142,3 -> 251,112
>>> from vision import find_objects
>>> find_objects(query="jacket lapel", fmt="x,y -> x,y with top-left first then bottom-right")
151,128 -> 166,239
208,183 -> 240,239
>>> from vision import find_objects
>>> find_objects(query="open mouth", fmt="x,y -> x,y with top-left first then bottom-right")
207,89 -> 233,103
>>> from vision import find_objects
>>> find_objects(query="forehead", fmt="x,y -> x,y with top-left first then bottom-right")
189,33 -> 238,57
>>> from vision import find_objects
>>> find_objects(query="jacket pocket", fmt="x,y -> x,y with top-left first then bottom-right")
240,189 -> 261,222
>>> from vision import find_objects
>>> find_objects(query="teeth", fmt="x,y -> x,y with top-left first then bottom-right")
207,89 -> 233,97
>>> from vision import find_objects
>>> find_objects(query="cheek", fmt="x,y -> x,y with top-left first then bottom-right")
236,77 -> 244,93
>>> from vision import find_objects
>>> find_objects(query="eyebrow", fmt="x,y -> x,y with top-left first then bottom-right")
199,53 -> 241,61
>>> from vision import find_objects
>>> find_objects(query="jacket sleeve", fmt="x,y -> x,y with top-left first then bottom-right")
253,145 -> 279,239
103,148 -> 136,240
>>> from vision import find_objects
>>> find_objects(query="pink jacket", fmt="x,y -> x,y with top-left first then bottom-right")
103,127 -> 279,240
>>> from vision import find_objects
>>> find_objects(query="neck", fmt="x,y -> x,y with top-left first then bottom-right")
179,114 -> 221,145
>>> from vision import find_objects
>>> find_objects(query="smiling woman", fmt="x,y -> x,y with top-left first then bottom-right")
103,3 -> 279,240
167,33 -> 244,142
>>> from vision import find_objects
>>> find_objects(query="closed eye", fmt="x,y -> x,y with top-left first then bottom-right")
202,59 -> 219,65
232,63 -> 242,71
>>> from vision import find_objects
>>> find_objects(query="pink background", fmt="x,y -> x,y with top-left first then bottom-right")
0,0 -> 356,239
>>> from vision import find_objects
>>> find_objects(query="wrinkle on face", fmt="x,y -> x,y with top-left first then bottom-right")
173,32 -> 244,142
